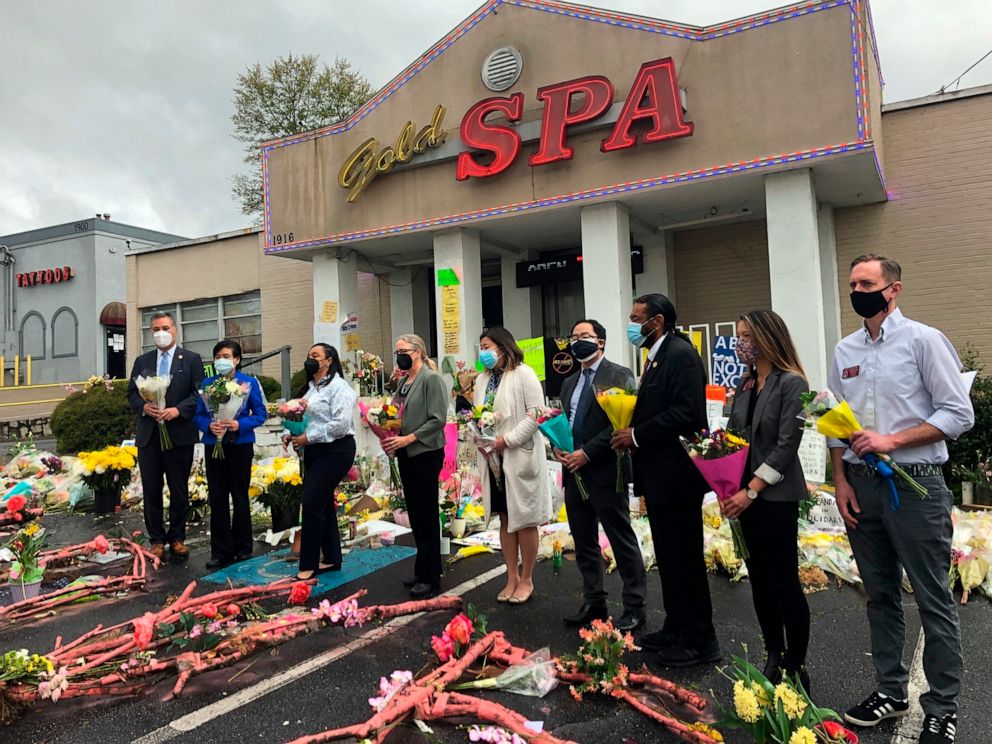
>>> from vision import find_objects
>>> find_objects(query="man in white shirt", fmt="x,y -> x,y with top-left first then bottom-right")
830,255 -> 973,744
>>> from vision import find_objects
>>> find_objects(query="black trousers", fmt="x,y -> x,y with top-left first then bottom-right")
205,442 -> 254,560
397,447 -> 445,585
645,487 -> 716,646
299,437 -> 356,572
138,440 -> 194,545
739,499 -> 811,663
565,472 -> 647,611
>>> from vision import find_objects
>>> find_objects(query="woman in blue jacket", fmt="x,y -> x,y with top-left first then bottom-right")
194,339 -> 268,568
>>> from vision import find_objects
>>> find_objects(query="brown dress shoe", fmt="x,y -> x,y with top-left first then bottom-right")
170,541 -> 190,559
150,544 -> 166,560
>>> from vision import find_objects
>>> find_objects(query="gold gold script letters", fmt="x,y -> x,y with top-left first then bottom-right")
337,105 -> 447,203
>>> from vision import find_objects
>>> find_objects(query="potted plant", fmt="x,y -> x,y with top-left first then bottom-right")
76,445 -> 138,514
251,458 -> 304,533
3,522 -> 47,601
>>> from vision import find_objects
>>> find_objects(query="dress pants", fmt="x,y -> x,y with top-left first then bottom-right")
645,486 -> 716,646
138,439 -> 194,545
299,437 -> 356,572
397,447 -> 445,585
565,472 -> 646,612
204,442 -> 254,560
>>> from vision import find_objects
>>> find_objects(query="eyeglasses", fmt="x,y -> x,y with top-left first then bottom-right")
395,348 -> 416,355
568,334 -> 599,343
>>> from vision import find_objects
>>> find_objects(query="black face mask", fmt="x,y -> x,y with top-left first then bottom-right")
303,357 -> 321,377
850,284 -> 893,319
570,339 -> 600,362
395,353 -> 414,371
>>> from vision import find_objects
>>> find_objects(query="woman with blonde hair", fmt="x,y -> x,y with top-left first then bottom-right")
382,333 -> 448,598
723,309 -> 812,691
473,327 -> 551,604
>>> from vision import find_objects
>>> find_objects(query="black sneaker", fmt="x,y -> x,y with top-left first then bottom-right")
919,714 -> 957,743
844,691 -> 910,727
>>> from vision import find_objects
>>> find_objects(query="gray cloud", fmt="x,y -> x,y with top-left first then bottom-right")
3,0 -> 989,238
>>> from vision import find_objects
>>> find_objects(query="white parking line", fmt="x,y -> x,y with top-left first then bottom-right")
132,565 -> 507,744
891,628 -> 926,744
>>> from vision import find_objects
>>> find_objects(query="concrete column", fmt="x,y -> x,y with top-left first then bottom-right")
312,250 -> 358,351
817,204 -> 842,355
499,254 -> 539,341
634,230 -> 677,301
388,268 -> 415,348
765,169 -> 828,388
433,229 -> 483,366
581,202 -> 633,368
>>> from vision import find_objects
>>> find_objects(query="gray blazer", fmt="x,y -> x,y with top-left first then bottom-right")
727,368 -> 809,502
398,366 -> 449,457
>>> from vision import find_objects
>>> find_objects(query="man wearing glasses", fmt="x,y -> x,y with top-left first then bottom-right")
557,319 -> 647,632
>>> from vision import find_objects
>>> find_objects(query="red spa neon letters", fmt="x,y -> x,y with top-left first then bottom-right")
456,57 -> 693,181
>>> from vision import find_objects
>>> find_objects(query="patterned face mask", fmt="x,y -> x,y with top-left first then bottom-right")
736,336 -> 758,365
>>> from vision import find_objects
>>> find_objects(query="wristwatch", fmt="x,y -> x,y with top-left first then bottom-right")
746,487 -> 759,501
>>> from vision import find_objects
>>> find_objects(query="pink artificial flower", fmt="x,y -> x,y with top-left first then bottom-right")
445,613 -> 473,647
198,602 -> 219,619
206,621 -> 222,634
9,565 -> 20,580
133,613 -> 156,650
430,633 -> 455,662
288,581 -> 311,605
189,625 -> 203,639
93,534 -> 111,555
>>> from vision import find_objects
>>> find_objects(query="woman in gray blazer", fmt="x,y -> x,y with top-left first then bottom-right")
724,310 -> 811,692
382,333 -> 449,599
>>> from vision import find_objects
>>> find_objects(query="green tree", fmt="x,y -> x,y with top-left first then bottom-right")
231,54 -> 375,221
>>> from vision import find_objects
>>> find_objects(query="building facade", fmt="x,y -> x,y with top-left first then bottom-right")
0,216 -> 185,384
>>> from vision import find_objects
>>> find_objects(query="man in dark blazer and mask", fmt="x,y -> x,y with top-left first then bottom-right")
557,319 -> 647,633
611,293 -> 719,667
127,312 -> 204,561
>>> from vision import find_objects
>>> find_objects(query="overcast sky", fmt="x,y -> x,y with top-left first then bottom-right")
3,0 -> 990,239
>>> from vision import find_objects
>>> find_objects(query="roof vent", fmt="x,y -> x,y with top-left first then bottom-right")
481,47 -> 523,92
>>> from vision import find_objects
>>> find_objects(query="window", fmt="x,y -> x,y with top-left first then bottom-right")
52,306 -> 79,357
140,291 -> 262,358
19,311 -> 46,360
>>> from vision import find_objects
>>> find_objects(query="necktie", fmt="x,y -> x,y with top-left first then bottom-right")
571,368 -> 595,445
158,350 -> 170,377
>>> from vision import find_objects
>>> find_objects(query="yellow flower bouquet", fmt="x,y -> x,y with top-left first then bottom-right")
595,386 -> 638,492
76,445 -> 138,514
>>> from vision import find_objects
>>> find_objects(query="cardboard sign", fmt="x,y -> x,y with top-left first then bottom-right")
519,337 -> 546,382
320,300 -> 338,323
440,285 -> 461,354
807,491 -> 846,535
798,429 -> 827,484
711,335 -> 747,389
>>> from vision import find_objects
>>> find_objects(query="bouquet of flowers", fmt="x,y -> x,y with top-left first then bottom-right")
799,389 -> 928,509
532,406 -> 589,500
3,522 -> 47,586
718,649 -> 857,743
277,398 -> 309,437
360,399 -> 404,490
595,386 -> 638,492
556,618 -> 637,701
461,402 -> 502,490
134,375 -> 173,450
250,457 -> 304,511
201,377 -> 251,459
683,429 -> 751,560
76,445 -> 138,497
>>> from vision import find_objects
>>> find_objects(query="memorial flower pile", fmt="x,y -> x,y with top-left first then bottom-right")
683,429 -> 751,560
134,375 -> 173,449
200,377 -> 250,459
342,350 -> 384,397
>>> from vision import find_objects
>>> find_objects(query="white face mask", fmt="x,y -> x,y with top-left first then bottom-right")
153,330 -> 174,349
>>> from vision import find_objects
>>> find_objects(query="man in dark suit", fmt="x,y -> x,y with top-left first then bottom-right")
127,311 -> 204,561
557,319 -> 647,632
611,293 -> 719,667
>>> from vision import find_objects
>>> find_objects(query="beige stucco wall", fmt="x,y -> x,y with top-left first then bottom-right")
834,91 -> 992,362
266,1 -> 865,248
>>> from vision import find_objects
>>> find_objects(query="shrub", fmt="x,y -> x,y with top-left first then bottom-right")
255,375 -> 282,402
50,381 -> 135,454
290,368 -> 307,396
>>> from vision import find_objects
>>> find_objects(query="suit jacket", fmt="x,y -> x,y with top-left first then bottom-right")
560,357 -> 635,489
630,334 -> 709,502
727,368 -> 809,502
127,347 -> 205,448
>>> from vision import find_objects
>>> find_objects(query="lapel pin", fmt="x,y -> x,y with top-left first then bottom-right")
652,361 -> 658,368
178,354 -> 184,360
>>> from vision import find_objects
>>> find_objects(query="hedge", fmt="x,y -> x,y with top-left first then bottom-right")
50,381 -> 135,454
255,375 -> 282,402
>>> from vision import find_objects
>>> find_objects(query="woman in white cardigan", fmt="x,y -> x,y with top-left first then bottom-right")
474,327 -> 551,605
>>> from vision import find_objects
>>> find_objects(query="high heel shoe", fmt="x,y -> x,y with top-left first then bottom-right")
762,650 -> 784,682
783,659 -> 811,694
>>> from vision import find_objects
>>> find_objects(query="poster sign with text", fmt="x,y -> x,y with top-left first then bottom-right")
712,335 -> 747,389
519,337 -> 546,382
440,285 -> 461,354
798,429 -> 827,484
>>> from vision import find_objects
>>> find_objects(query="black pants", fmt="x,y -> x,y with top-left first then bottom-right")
739,499 -> 810,663
299,437 -> 356,572
645,488 -> 716,646
138,440 -> 194,545
397,447 -> 444,585
205,442 -> 254,560
565,472 -> 647,611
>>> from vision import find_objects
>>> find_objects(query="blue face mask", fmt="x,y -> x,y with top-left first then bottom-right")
214,358 -> 236,377
626,321 -> 648,347
479,350 -> 500,370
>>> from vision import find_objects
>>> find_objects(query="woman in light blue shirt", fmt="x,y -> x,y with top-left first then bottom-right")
286,343 -> 357,580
